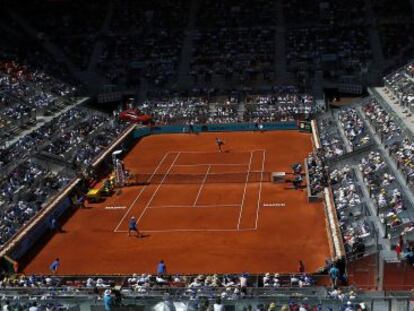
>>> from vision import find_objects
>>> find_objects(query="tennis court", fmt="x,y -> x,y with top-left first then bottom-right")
114,149 -> 266,232
22,131 -> 331,275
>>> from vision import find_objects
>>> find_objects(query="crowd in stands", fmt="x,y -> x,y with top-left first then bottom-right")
306,153 -> 328,197
384,62 -> 414,107
316,117 -> 345,160
0,108 -> 87,171
0,57 -> 77,145
358,95 -> 414,248
0,301 -> 75,311
362,96 -> 414,189
138,90 -> 318,125
0,56 -> 130,250
0,159 -> 70,246
0,105 -> 129,248
191,0 -> 276,87
330,166 -> 372,258
0,272 -> 320,295
9,0 -> 109,70
138,97 -> 209,124
373,0 -> 414,60
98,0 -> 189,87
243,93 -> 316,123
40,111 -> 129,169
1,0 -> 413,96
286,26 -> 372,79
359,151 -> 407,237
362,98 -> 401,143
337,108 -> 371,150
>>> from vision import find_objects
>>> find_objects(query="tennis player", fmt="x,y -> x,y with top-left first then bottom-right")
128,216 -> 141,237
216,137 -> 225,152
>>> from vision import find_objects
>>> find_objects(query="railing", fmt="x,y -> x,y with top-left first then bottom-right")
324,187 -> 346,261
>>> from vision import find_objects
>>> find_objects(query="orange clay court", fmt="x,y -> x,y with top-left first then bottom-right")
23,131 -> 331,275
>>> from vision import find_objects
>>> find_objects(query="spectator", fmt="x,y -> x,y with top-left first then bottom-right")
213,298 -> 224,311
28,303 -> 38,311
103,289 -> 113,311
328,265 -> 340,287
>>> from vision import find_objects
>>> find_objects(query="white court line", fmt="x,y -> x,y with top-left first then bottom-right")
147,204 -> 241,209
114,148 -> 267,233
174,163 -> 249,167
201,172 -> 261,174
193,165 -> 211,207
115,228 -> 256,233
113,152 -> 170,232
166,149 -> 266,154
254,150 -> 266,230
136,152 -> 181,224
236,150 -> 253,230
166,150 -> 256,154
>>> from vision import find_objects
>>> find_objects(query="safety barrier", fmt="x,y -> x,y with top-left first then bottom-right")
133,121 -> 298,139
324,187 -> 346,261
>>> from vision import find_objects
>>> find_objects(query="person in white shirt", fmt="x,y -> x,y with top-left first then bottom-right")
189,278 -> 202,288
213,298 -> 224,311
239,274 -> 248,288
86,277 -> 95,288
2,301 -> 9,311
28,303 -> 39,311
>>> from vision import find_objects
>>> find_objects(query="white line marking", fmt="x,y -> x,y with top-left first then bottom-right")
113,152 -> 170,232
115,228 -> 256,233
174,163 -> 249,167
147,204 -> 241,209
136,152 -> 181,224
166,149 -> 266,154
114,148 -> 267,233
255,150 -> 266,230
237,150 -> 253,230
193,165 -> 211,206
167,151 -> 257,154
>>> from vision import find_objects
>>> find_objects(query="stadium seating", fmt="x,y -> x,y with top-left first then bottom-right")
1,0 -> 414,308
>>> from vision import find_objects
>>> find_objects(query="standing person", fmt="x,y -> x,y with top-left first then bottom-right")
396,234 -> 404,258
103,289 -> 113,311
189,121 -> 195,134
328,264 -> 340,287
215,137 -> 225,152
49,258 -> 60,275
49,217 -> 57,232
128,216 -> 141,237
157,259 -> 167,275
298,260 -> 305,273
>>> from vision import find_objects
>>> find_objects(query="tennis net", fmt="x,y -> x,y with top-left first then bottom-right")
126,171 -> 271,185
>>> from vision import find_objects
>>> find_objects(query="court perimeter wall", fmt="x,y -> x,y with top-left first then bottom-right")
133,121 -> 298,139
